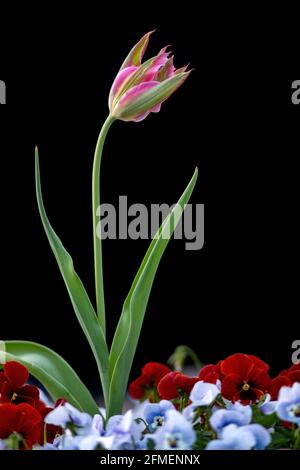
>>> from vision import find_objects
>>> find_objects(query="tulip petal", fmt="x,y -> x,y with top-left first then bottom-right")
120,31 -> 154,70
111,51 -> 170,106
157,56 -> 176,81
175,64 -> 190,74
112,71 -> 191,122
113,81 -> 159,120
109,66 -> 138,110
141,47 -> 170,82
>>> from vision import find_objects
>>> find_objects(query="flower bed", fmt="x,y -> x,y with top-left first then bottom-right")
1,354 -> 299,450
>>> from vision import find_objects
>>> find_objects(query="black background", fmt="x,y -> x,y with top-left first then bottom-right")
1,7 -> 299,398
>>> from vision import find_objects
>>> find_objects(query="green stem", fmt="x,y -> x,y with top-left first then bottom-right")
92,115 -> 115,335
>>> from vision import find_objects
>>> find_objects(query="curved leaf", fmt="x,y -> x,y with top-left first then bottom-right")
35,149 -> 109,401
3,341 -> 99,415
108,168 -> 198,416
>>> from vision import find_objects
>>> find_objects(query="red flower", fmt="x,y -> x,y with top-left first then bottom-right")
270,363 -> 300,400
198,363 -> 221,384
129,362 -> 170,401
0,361 -> 40,408
0,403 -> 42,449
220,353 -> 271,404
157,371 -> 200,400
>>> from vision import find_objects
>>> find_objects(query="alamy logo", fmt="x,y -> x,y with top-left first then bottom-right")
291,80 -> 300,105
96,198 -> 204,251
291,340 -> 300,364
0,80 -> 6,104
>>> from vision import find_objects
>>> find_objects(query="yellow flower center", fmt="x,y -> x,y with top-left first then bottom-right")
242,383 -> 250,392
12,392 -> 18,401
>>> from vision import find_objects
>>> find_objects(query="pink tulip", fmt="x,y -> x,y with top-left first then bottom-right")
109,31 -> 191,122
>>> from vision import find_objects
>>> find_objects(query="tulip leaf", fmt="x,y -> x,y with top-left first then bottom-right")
35,149 -> 109,397
108,168 -> 198,416
3,340 -> 99,415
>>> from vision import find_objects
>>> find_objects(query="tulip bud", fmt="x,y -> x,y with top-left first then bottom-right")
108,32 -> 191,122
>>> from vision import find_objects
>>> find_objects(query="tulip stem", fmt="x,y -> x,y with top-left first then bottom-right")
92,115 -> 115,336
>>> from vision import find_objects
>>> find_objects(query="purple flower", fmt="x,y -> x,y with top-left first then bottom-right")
44,403 -> 92,431
106,410 -> 142,449
151,409 -> 196,450
206,423 -> 271,450
144,400 -> 175,431
183,381 -> 220,422
276,382 -> 300,425
210,402 -> 252,435
259,394 -> 278,415
78,434 -> 114,450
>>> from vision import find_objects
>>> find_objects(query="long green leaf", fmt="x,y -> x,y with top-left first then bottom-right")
35,149 -> 109,402
108,168 -> 198,416
3,341 -> 99,415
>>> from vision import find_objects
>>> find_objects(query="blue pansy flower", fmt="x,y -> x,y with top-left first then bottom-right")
44,403 -> 92,432
276,382 -> 300,426
153,409 -> 196,450
206,423 -> 271,450
106,410 -> 142,449
183,381 -> 220,422
210,401 -> 252,435
144,400 -> 175,431
259,393 -> 278,415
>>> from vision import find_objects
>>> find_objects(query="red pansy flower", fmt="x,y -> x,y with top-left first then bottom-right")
220,353 -> 271,404
129,362 -> 170,401
0,403 -> 42,449
270,363 -> 300,400
0,361 -> 40,408
198,363 -> 221,384
157,371 -> 200,400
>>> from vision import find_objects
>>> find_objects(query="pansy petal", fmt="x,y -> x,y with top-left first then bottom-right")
4,361 -> 29,390
269,376 -> 289,403
190,381 -> 220,405
14,384 -> 40,407
142,362 -> 171,384
0,372 -> 6,385
221,374 -> 242,401
157,371 -> 180,400
128,374 -> 151,400
247,355 -> 269,372
220,354 -> 254,378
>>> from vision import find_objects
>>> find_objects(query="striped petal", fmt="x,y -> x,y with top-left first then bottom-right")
141,47 -> 170,82
112,72 -> 191,122
157,56 -> 176,81
113,81 -> 160,121
109,66 -> 138,110
120,31 -> 154,70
